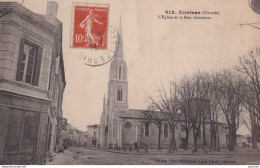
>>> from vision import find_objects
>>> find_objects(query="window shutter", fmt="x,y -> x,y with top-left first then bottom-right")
16,39 -> 25,81
32,47 -> 43,86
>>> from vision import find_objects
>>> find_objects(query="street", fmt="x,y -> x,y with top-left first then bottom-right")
46,147 -> 260,165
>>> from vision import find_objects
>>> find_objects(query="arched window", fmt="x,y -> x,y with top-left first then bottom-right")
164,123 -> 168,138
119,66 -> 121,79
117,88 -> 122,101
145,122 -> 150,136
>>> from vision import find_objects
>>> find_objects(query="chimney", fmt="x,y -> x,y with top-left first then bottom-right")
46,1 -> 58,19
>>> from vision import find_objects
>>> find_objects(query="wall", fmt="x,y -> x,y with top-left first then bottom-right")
0,2 -> 65,164
0,6 -> 55,100
121,118 -> 228,149
87,126 -> 98,147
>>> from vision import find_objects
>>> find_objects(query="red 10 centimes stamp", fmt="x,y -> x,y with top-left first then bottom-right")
71,3 -> 119,67
72,3 -> 109,49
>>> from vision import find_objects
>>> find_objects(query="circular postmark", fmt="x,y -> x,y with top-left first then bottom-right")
79,25 -> 119,66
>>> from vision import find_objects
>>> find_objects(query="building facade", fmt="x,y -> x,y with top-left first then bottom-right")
61,124 -> 86,148
0,1 -> 66,164
97,22 -> 228,150
86,124 -> 98,147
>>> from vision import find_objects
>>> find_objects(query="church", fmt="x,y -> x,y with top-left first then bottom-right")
97,23 -> 228,150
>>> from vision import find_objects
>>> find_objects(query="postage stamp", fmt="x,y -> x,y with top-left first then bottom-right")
71,3 -> 109,49
71,3 -> 120,67
79,25 -> 119,66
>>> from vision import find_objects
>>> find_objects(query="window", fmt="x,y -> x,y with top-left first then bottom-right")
164,123 -> 168,138
119,66 -> 121,79
4,109 -> 40,157
94,132 -> 96,137
145,122 -> 150,136
117,88 -> 122,101
16,39 -> 42,86
20,112 -> 40,156
181,125 -> 185,132
197,125 -> 201,137
92,140 -> 97,145
4,109 -> 22,156
124,122 -> 132,129
181,138 -> 187,149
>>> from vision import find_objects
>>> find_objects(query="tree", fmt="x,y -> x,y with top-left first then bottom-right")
208,77 -> 221,151
235,48 -> 260,122
57,117 -> 68,131
149,82 -> 181,152
178,75 -> 195,150
213,69 -> 243,151
142,105 -> 163,150
235,48 -> 260,148
240,82 -> 259,148
57,117 -> 68,150
192,72 -> 212,151
178,73 -> 211,152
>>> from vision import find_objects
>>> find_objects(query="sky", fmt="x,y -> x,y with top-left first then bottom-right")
6,0 -> 260,134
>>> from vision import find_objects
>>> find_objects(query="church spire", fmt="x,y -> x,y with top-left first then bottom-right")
109,16 -> 127,81
115,16 -> 124,61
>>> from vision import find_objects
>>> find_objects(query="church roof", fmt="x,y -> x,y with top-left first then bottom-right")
119,109 -> 164,120
118,108 -> 223,124
119,109 -> 142,119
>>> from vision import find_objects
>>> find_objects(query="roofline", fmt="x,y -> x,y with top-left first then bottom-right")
0,2 -> 62,34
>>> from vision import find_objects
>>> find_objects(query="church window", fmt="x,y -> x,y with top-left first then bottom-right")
119,66 -> 121,79
181,125 -> 185,132
124,122 -> 132,129
145,122 -> 150,136
117,88 -> 122,101
197,125 -> 201,137
164,123 -> 168,138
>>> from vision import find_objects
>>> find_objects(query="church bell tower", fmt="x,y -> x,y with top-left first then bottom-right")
104,18 -> 128,149
107,20 -> 128,110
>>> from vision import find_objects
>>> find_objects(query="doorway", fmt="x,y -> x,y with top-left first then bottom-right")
181,138 -> 187,149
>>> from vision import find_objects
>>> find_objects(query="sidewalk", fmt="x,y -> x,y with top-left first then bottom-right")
45,147 -> 260,165
101,147 -> 260,156
45,150 -> 78,165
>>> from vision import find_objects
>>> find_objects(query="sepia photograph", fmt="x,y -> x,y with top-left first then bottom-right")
0,0 -> 260,166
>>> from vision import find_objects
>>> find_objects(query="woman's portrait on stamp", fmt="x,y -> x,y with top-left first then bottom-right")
72,4 -> 109,49
79,9 -> 103,47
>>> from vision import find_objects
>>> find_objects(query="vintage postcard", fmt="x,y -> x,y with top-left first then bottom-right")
0,0 -> 260,166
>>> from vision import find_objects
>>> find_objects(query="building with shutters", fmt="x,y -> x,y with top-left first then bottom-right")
0,1 -> 66,164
